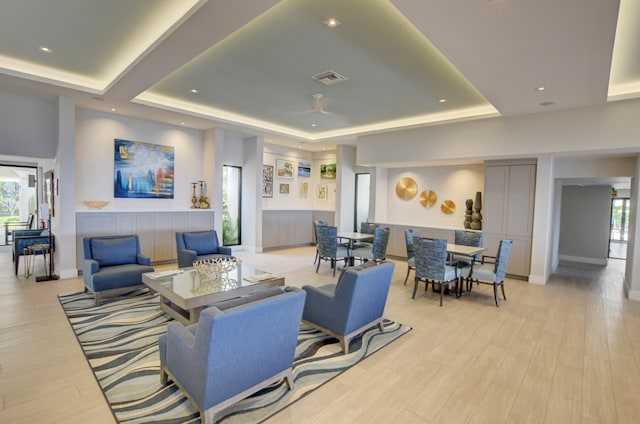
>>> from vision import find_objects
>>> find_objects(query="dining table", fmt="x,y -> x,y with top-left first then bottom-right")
337,231 -> 375,265
445,242 -> 486,297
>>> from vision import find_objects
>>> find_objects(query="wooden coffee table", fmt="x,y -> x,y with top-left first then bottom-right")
142,264 -> 284,324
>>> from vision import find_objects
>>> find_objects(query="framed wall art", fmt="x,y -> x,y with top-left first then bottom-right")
262,165 -> 273,198
298,181 -> 309,199
317,185 -> 327,200
298,162 -> 311,177
279,183 -> 290,195
276,159 -> 294,179
320,163 -> 336,179
43,170 -> 55,217
114,139 -> 174,198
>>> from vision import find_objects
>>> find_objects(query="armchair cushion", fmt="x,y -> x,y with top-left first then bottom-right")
183,232 -> 219,255
90,236 -> 138,267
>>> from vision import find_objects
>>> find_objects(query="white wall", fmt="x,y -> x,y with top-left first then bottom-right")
75,108 -> 205,210
379,164 -> 485,228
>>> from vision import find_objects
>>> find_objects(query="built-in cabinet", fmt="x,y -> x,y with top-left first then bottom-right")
483,162 -> 536,277
76,210 -> 215,268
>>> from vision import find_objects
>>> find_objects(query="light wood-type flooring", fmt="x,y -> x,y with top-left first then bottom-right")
2,245 -> 640,423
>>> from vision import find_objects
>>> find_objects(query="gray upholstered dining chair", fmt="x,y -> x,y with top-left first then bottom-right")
313,220 -> 328,264
403,228 -> 421,285
412,237 -> 459,306
351,226 -> 390,264
316,225 -> 351,277
453,230 -> 484,266
465,239 -> 513,307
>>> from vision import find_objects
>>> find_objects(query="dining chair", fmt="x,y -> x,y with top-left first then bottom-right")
360,222 -> 377,234
453,230 -> 484,266
316,225 -> 351,277
403,228 -> 421,285
351,226 -> 390,264
412,237 -> 459,306
312,220 -> 328,264
466,239 -> 513,306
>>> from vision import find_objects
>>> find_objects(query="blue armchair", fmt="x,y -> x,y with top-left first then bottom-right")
158,286 -> 306,424
12,229 -> 54,275
176,230 -> 232,268
302,261 -> 395,354
82,235 -> 154,305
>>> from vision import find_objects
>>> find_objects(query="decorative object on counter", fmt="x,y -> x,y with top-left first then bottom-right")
395,177 -> 418,200
464,198 -> 473,228
190,182 -> 198,208
471,191 -> 482,230
83,200 -> 110,209
262,165 -> 274,198
440,200 -> 456,215
419,190 -> 437,208
198,181 -> 209,208
193,256 -> 241,277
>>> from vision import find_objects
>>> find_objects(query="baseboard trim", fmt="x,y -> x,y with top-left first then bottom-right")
558,255 -> 607,266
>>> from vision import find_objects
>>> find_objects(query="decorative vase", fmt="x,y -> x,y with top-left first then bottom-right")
470,191 -> 482,230
464,199 -> 473,229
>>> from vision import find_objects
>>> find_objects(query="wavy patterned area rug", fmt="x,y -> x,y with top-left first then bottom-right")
59,290 -> 411,424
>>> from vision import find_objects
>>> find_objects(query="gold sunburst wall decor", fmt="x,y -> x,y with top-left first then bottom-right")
395,177 -> 418,200
440,200 -> 456,215
419,190 -> 437,208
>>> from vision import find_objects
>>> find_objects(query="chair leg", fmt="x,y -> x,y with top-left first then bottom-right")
332,259 -> 336,277
500,282 -> 507,300
412,277 -> 419,299
14,256 -> 19,275
493,283 -> 500,307
440,284 -> 444,306
403,267 -> 411,285
316,258 -> 321,273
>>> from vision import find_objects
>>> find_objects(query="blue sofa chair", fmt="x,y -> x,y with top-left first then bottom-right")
158,286 -> 306,424
82,235 -> 154,305
12,229 -> 54,275
302,261 -> 395,354
175,230 -> 232,268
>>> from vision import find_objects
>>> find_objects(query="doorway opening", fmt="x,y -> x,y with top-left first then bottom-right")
0,165 -> 38,245
354,173 -> 370,232
609,197 -> 629,259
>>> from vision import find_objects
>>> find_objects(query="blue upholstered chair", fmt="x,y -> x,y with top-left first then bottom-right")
412,237 -> 459,306
312,220 -> 328,264
12,229 -> 54,275
466,240 -> 513,307
82,235 -> 154,305
315,225 -> 351,277
403,228 -> 421,285
176,230 -> 232,268
302,261 -> 395,354
351,226 -> 390,264
158,287 -> 306,424
360,222 -> 377,234
453,230 -> 484,266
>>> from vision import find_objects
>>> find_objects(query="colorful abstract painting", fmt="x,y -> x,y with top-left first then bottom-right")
114,139 -> 174,198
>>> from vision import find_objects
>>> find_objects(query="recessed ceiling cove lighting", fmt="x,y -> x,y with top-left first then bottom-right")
189,89 -> 199,93
323,18 -> 341,28
111,108 -> 117,112
438,98 -> 447,103
535,86 -> 546,92
38,46 -> 52,53
311,123 -> 317,127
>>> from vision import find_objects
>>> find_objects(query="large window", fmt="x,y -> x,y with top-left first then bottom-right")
222,166 -> 241,246
0,165 -> 38,244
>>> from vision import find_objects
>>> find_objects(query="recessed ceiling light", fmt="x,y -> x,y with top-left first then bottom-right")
189,89 -> 199,93
311,123 -> 317,127
438,98 -> 447,103
323,18 -> 341,28
535,86 -> 546,92
111,108 -> 117,112
38,46 -> 52,53
180,122 -> 185,125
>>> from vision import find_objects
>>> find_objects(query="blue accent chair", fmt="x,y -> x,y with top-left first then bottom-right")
466,240 -> 513,306
82,235 -> 154,305
403,228 -> 421,285
302,261 -> 395,353
158,286 -> 306,424
453,230 -> 484,266
12,229 -> 54,275
351,226 -> 390,264
412,237 -> 459,306
176,230 -> 232,268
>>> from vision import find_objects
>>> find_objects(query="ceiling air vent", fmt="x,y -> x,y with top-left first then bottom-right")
311,70 -> 348,85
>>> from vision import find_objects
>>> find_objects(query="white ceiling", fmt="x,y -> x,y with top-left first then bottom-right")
0,0 -> 637,152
